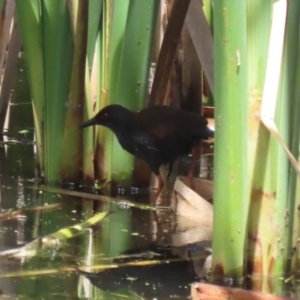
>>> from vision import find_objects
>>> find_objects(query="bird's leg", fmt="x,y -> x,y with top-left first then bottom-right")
151,169 -> 171,206
150,174 -> 163,205
167,163 -> 173,179
156,173 -> 163,195
188,146 -> 200,190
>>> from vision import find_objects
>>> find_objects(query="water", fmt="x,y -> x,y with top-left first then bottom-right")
0,133 -> 213,299
1,132 -> 300,299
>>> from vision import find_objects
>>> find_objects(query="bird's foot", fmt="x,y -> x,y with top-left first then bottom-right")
189,180 -> 195,191
150,188 -> 172,206
188,173 -> 196,191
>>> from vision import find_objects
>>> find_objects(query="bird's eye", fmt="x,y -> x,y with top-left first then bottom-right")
100,113 -> 108,120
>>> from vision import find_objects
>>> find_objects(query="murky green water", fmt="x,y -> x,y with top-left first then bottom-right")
2,131 -> 300,300
0,132 -> 213,299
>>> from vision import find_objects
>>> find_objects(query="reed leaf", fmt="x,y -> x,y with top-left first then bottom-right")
92,0 -> 160,185
107,0 -> 129,105
15,0 -> 45,174
6,211 -> 108,259
67,0 -> 78,34
212,0 -> 248,278
82,59 -> 96,183
203,0 -> 212,26
94,0 -> 113,184
95,0 -> 129,184
60,0 -> 88,182
87,0 -> 102,67
283,0 -> 300,272
246,0 -> 273,280
246,0 -> 291,282
110,0 -> 159,184
6,46 -> 35,179
42,0 -> 73,182
0,0 -> 4,13
82,1 -> 102,183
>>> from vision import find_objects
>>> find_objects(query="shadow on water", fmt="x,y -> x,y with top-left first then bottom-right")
80,246 -> 197,298
0,133 -> 213,299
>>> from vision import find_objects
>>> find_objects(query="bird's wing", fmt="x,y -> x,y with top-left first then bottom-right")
132,106 -> 211,152
131,130 -> 160,151
139,115 -> 208,145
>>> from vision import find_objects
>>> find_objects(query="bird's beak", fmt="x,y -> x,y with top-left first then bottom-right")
79,117 -> 97,129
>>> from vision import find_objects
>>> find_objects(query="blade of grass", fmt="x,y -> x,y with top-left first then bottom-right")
212,0 -> 248,278
0,0 -> 5,13
0,0 -> 15,88
111,0 -> 160,184
94,0 -> 113,184
7,211 -> 108,259
60,0 -> 88,182
42,0 -> 74,182
28,184 -> 167,211
15,0 -> 45,174
259,1 -> 289,278
82,1 -> 102,183
246,0 -> 288,282
246,0 -> 270,282
0,15 -> 20,130
87,0 -> 102,67
282,0 -> 300,273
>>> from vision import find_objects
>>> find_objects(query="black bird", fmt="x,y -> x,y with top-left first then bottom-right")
80,104 -> 214,193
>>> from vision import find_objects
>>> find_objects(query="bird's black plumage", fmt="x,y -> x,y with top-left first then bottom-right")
80,104 -> 214,182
